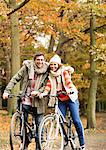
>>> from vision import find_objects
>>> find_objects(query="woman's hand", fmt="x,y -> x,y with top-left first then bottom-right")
39,93 -> 47,99
31,91 -> 40,97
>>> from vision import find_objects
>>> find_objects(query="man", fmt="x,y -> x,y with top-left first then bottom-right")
3,52 -> 49,150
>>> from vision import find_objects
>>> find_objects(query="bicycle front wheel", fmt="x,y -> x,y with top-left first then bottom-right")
39,115 -> 64,150
10,112 -> 25,150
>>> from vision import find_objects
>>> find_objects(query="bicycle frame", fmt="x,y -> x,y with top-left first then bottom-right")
54,98 -> 77,149
10,95 -> 37,150
39,94 -> 79,150
17,96 -> 36,135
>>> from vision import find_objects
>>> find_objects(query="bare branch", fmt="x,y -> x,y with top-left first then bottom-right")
3,0 -> 11,8
84,24 -> 106,33
7,0 -> 30,16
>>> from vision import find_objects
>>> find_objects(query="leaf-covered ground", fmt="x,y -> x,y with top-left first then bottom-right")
0,110 -> 106,150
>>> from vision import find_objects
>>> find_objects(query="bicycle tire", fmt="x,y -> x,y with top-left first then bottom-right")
39,114 -> 64,150
10,112 -> 25,150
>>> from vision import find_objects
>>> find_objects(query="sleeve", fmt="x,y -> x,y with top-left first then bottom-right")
63,70 -> 73,92
65,66 -> 74,75
4,65 -> 27,94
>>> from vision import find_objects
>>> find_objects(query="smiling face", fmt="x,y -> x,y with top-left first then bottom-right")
50,62 -> 59,72
34,55 -> 45,68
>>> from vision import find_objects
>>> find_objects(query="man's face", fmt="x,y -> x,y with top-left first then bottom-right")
34,55 -> 45,68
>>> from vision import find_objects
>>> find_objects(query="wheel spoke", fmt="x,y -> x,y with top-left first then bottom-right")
10,112 -> 25,150
39,115 -> 64,150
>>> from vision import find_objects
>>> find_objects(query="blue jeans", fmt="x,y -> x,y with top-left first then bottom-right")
58,99 -> 85,146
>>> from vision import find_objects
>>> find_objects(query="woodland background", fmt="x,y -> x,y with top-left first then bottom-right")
0,0 -> 106,130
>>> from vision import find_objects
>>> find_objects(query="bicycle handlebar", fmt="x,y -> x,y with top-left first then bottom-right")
8,93 -> 31,99
48,91 -> 74,97
8,91 -> 74,99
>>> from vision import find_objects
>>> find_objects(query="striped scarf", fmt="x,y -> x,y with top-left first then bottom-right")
48,68 -> 62,107
22,62 -> 48,106
49,69 -> 62,95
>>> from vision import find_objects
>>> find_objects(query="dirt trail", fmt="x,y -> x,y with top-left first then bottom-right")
0,110 -> 106,150
85,131 -> 106,150
83,113 -> 106,150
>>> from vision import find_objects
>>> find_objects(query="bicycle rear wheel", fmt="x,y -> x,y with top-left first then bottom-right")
39,115 -> 64,150
10,112 -> 25,150
68,124 -> 79,150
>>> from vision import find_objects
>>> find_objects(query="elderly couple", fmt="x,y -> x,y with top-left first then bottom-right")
3,52 -> 85,150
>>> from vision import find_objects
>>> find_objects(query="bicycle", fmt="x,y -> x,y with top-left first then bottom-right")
9,94 -> 37,150
39,93 -> 80,150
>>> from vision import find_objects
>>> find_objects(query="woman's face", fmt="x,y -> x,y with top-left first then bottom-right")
50,62 -> 59,72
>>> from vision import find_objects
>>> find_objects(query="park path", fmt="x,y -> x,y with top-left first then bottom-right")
64,130 -> 106,150
85,131 -> 106,150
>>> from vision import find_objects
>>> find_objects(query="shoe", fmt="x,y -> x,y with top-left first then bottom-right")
20,143 -> 23,150
81,148 -> 85,150
80,145 -> 85,150
20,143 -> 28,150
24,143 -> 28,150
64,137 -> 68,147
24,139 -> 29,150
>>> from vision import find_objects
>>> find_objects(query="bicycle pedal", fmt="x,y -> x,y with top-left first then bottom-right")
64,141 -> 68,147
64,137 -> 69,147
27,134 -> 32,142
28,137 -> 32,143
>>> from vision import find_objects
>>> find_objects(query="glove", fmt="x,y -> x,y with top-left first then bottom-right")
39,93 -> 47,99
31,91 -> 40,97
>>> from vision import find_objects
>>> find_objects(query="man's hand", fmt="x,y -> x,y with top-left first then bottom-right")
3,92 -> 9,99
39,93 -> 47,99
31,91 -> 40,97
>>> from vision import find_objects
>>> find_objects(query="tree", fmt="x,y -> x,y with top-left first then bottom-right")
86,0 -> 106,128
48,35 -> 55,53
87,7 -> 97,128
3,0 -> 21,113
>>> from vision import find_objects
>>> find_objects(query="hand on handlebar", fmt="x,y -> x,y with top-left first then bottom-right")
31,91 -> 40,97
67,91 -> 74,95
3,92 -> 9,99
39,93 -> 47,99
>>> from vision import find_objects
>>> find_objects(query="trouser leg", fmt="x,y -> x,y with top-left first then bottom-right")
35,113 -> 43,150
68,99 -> 85,146
22,104 -> 32,149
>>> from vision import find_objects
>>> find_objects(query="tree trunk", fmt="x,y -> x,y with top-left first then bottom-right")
4,48 -> 11,84
7,0 -> 20,114
56,32 -> 67,63
0,92 -> 2,110
87,57 -> 98,128
48,35 -> 55,53
87,8 -> 98,128
0,74 -> 2,109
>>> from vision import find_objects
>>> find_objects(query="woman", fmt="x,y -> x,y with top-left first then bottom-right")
39,54 -> 85,150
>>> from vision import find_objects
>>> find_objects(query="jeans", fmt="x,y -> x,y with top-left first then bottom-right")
58,99 -> 85,146
22,104 -> 43,150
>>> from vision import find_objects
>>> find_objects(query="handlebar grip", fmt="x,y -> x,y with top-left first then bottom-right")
8,94 -> 15,98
